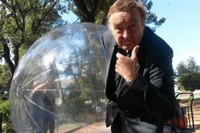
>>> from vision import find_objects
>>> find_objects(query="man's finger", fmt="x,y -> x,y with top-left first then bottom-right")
131,45 -> 140,61
116,52 -> 125,59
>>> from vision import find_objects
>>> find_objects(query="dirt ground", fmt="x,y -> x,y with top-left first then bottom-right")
59,98 -> 200,133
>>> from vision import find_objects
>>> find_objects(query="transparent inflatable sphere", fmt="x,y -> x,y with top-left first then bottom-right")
9,23 -> 109,133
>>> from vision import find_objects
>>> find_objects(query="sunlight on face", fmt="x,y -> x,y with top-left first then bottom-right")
109,10 -> 144,51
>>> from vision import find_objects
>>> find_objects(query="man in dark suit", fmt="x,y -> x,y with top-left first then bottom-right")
102,0 -> 176,132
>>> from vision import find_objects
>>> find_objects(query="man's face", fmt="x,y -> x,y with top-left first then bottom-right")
108,9 -> 144,51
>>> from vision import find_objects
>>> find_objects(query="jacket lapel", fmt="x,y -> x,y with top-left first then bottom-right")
105,44 -> 118,101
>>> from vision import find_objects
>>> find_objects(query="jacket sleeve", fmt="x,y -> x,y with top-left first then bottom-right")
117,46 -> 176,122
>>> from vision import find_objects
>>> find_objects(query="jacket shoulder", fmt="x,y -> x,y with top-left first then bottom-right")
141,27 -> 173,60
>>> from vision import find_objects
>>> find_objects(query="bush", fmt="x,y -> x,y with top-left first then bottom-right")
0,100 -> 15,133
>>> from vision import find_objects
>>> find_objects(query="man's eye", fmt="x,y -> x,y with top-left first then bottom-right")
114,26 -> 123,33
130,24 -> 138,30
115,26 -> 123,30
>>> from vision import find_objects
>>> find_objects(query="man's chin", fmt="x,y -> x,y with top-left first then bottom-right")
122,46 -> 134,51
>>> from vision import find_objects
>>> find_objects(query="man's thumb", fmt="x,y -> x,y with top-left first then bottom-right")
131,45 -> 140,60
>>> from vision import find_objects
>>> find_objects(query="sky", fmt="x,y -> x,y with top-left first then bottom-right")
64,0 -> 200,70
152,0 -> 200,69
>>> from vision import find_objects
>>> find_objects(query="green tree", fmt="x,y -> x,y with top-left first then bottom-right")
0,100 -> 15,132
0,0 -> 67,76
0,1 -> 67,131
67,0 -> 166,29
176,57 -> 200,91
140,0 -> 166,31
0,64 -> 11,99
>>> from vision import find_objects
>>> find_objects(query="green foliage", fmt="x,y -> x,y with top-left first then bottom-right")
176,57 -> 200,91
0,0 -> 67,76
178,73 -> 200,91
0,65 -> 11,95
0,100 -> 15,133
68,0 -> 165,29
140,0 -> 166,31
0,1 -> 68,131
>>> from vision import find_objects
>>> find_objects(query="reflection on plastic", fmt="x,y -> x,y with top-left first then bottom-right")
9,23 -> 108,133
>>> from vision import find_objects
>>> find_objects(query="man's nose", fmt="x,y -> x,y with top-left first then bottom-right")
122,29 -> 131,38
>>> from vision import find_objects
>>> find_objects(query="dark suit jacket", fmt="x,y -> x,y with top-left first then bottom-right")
102,26 -> 176,131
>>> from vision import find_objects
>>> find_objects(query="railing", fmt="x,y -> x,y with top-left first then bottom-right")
174,92 -> 195,133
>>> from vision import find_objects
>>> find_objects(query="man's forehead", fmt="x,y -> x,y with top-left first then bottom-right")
110,12 -> 138,25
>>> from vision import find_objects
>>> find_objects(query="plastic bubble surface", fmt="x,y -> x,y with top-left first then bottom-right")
9,22 -> 109,133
